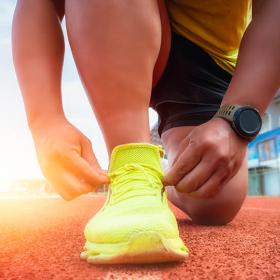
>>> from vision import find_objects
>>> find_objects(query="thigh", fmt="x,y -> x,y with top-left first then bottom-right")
161,126 -> 248,225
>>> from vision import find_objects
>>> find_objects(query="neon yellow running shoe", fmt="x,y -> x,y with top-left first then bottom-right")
81,143 -> 188,264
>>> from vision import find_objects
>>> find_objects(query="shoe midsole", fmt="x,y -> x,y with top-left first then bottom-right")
84,231 -> 188,257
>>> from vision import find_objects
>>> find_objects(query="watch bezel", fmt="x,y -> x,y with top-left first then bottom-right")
232,106 -> 262,140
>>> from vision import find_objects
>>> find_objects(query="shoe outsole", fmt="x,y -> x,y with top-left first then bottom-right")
81,231 -> 188,264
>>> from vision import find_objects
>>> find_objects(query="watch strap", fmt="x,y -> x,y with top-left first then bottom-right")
214,104 -> 242,122
214,104 -> 262,142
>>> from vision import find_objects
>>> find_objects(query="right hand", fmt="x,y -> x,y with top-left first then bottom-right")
31,116 -> 109,200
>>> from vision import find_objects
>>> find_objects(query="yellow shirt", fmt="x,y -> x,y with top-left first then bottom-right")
166,0 -> 252,74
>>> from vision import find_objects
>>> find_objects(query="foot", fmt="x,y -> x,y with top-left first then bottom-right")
81,143 -> 188,264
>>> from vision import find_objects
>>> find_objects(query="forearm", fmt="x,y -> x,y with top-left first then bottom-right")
12,0 -> 65,130
222,0 -> 280,115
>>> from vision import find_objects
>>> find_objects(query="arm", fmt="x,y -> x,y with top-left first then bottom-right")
12,0 -> 65,129
222,0 -> 280,114
164,0 -> 280,197
12,0 -> 108,200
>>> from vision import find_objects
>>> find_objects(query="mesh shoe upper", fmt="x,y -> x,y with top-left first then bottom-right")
84,143 -> 182,244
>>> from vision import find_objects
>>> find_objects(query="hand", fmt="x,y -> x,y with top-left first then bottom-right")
163,118 -> 248,198
31,116 -> 109,200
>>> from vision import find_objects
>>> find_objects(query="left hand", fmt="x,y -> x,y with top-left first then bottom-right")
163,118 -> 248,198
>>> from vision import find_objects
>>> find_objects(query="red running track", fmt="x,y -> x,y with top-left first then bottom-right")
0,196 -> 279,280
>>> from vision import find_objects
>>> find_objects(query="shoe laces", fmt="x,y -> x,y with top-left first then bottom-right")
107,163 -> 164,205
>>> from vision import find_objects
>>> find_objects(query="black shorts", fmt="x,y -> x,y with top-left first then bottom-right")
150,31 -> 232,137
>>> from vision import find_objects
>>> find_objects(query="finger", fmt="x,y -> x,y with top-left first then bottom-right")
51,171 -> 96,201
171,137 -> 191,165
175,158 -> 216,193
67,152 -> 110,187
163,143 -> 202,186
188,167 -> 231,199
81,138 -> 103,171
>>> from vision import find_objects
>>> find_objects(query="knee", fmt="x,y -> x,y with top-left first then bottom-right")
189,184 -> 248,226
65,1 -> 161,86
191,206 -> 241,226
167,179 -> 248,226
65,1 -> 161,54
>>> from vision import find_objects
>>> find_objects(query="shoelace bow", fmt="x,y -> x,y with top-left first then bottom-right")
107,163 -> 164,205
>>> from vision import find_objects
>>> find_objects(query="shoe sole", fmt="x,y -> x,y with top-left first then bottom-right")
81,231 -> 188,264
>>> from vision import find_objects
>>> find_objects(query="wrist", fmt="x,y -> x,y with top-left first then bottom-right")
210,117 -> 233,131
28,111 -> 67,135
222,88 -> 265,116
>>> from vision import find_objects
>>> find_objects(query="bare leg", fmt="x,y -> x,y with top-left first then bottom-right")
162,126 -> 248,225
65,0 -> 170,154
12,0 -> 65,125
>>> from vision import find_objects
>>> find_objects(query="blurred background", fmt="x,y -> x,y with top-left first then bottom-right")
0,1 -> 279,196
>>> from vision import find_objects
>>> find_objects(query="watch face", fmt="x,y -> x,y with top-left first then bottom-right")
235,108 -> 262,136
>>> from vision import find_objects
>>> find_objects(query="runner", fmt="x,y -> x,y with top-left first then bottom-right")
12,0 -> 280,263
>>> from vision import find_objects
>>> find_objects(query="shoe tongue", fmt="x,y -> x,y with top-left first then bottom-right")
108,143 -> 164,173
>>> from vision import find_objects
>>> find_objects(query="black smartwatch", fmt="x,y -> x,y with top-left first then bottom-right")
214,104 -> 262,141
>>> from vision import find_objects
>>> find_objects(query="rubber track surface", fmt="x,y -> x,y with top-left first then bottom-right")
0,196 -> 279,280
